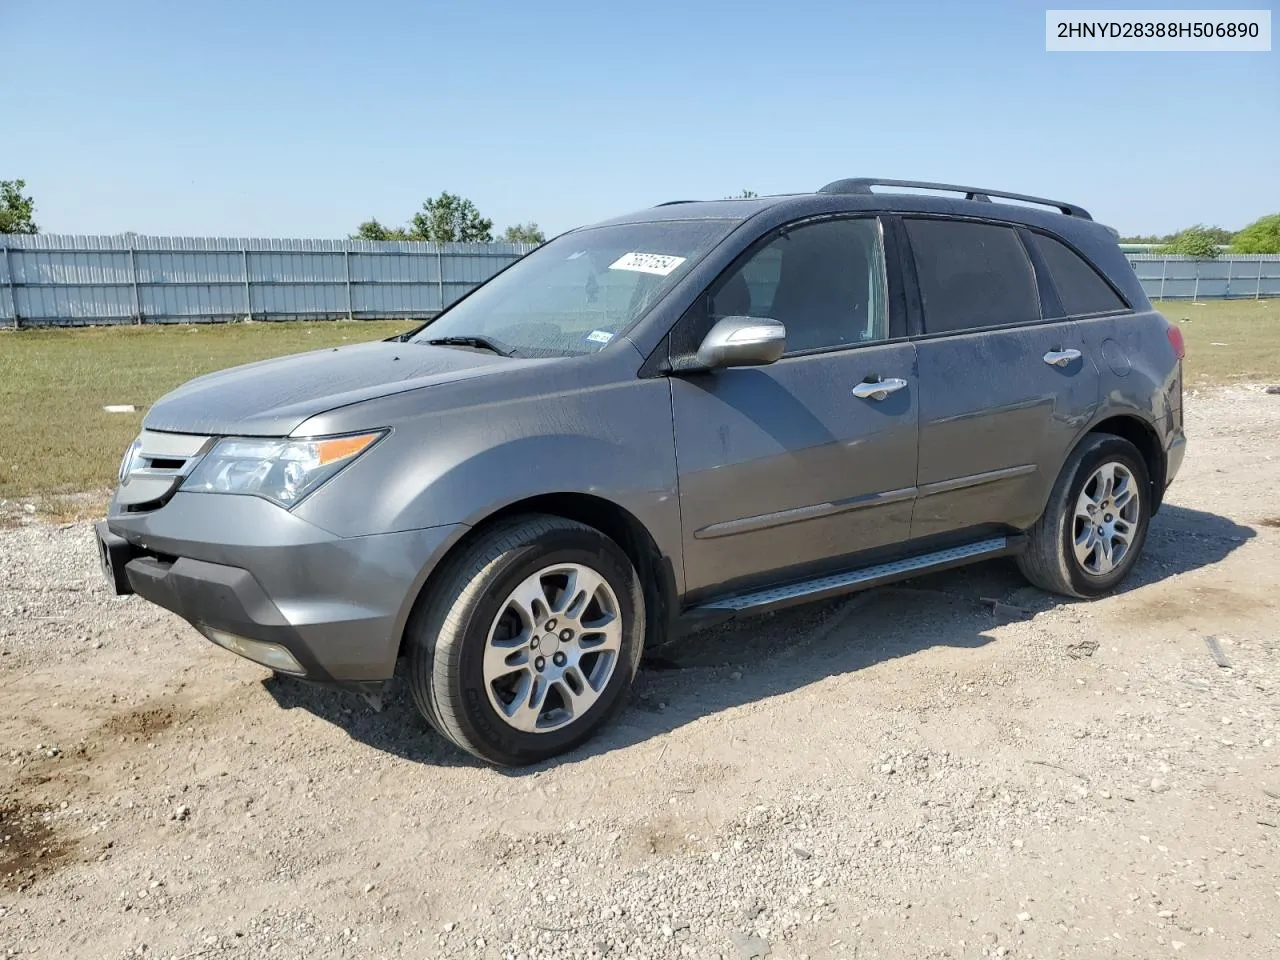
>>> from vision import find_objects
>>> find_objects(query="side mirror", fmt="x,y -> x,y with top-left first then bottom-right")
695,316 -> 786,370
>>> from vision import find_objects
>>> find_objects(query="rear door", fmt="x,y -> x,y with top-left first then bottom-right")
668,216 -> 919,599
904,217 -> 1101,538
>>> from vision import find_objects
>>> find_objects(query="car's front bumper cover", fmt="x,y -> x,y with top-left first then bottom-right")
100,492 -> 465,682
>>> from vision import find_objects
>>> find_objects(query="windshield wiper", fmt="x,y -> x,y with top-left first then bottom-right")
420,335 -> 516,357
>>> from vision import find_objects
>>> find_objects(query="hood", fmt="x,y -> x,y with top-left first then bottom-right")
143,340 -> 536,436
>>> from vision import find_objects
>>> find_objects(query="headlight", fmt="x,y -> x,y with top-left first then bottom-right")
183,431 -> 385,508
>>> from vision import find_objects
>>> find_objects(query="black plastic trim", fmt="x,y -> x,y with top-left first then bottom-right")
1016,226 -> 1068,321
95,521 -> 137,596
887,215 -> 925,338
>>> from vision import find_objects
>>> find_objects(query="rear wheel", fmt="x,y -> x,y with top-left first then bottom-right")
406,515 -> 645,766
1017,434 -> 1152,598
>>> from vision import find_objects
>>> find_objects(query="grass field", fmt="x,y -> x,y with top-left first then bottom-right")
1157,298 -> 1280,385
0,320 -> 411,509
0,301 -> 1276,508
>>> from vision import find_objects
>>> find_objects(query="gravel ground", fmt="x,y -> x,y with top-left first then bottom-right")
1,386 -> 1278,960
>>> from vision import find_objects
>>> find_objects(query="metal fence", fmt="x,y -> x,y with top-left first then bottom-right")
1,235 -> 1277,328
0,234 -> 533,328
1128,254 -> 1280,301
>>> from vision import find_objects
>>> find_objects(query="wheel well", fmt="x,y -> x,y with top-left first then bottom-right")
1087,415 -> 1165,511
398,493 -> 676,660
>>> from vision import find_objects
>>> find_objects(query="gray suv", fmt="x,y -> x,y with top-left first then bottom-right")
96,179 -> 1187,765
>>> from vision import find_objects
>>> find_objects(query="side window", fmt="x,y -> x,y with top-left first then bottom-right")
905,219 -> 1039,334
1030,233 -> 1128,317
708,218 -> 888,353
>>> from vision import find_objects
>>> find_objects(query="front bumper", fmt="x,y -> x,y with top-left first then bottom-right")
98,493 -> 465,682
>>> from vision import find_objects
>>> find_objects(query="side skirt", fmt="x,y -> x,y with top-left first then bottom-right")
681,534 -> 1025,626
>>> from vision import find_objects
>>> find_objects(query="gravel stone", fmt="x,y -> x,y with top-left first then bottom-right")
729,931 -> 772,959
1,387 -> 1277,960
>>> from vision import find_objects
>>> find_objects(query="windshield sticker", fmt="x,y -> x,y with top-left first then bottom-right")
608,252 -> 687,276
585,329 -> 615,344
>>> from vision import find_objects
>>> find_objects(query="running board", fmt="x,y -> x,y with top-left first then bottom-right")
691,536 -> 1023,617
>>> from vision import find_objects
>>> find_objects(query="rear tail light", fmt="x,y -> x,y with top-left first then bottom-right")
1166,324 -> 1186,360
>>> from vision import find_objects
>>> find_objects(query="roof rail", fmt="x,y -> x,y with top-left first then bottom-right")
654,200 -> 696,207
817,178 -> 1092,220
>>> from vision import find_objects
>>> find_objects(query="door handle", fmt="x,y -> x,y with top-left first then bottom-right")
852,377 -> 908,401
1043,348 -> 1082,367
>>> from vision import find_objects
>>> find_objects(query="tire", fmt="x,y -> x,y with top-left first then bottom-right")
1017,434 -> 1153,599
406,514 -> 645,766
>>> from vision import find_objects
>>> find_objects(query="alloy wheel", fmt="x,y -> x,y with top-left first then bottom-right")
481,563 -> 622,733
1072,461 -> 1141,577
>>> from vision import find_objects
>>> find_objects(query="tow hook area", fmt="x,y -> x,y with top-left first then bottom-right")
94,521 -> 136,596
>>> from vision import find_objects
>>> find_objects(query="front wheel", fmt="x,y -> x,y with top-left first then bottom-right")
406,515 -> 645,766
1017,434 -> 1152,598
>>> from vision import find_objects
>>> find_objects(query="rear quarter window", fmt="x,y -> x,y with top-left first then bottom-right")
1030,233 -> 1129,317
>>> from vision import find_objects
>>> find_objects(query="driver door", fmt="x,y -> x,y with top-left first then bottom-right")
669,216 -> 920,599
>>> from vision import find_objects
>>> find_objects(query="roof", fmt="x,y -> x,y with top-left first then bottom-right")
588,196 -> 787,227
592,179 -> 1103,236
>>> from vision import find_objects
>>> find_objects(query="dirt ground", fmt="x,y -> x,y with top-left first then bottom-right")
1,386 -> 1277,960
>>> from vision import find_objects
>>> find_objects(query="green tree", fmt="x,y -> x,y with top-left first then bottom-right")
351,218 -> 410,241
725,189 -> 758,199
1231,213 -> 1280,254
0,179 -> 38,234
1121,225 -> 1232,247
409,192 -> 493,242
502,222 -> 546,244
1160,225 -> 1222,259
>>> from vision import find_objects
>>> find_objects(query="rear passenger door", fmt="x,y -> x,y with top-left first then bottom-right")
903,217 -> 1100,538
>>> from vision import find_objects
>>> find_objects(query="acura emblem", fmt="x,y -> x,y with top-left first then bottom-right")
119,437 -> 143,485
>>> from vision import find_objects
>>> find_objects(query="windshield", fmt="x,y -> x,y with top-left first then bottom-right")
411,219 -> 735,357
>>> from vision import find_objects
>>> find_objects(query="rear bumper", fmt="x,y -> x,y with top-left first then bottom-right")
1165,429 -> 1187,487
101,493 -> 465,681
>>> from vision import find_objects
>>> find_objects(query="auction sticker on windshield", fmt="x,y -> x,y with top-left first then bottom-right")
609,252 -> 687,276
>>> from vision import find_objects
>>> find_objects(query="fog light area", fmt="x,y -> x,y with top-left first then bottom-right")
199,625 -> 305,676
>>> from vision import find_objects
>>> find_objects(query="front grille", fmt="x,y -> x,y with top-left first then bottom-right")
117,430 -> 214,511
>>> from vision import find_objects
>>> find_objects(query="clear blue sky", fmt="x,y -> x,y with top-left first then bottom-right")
5,0 -> 1277,238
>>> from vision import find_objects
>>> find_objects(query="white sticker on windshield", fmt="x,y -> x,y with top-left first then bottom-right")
609,252 -> 687,276
586,329 -> 614,344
